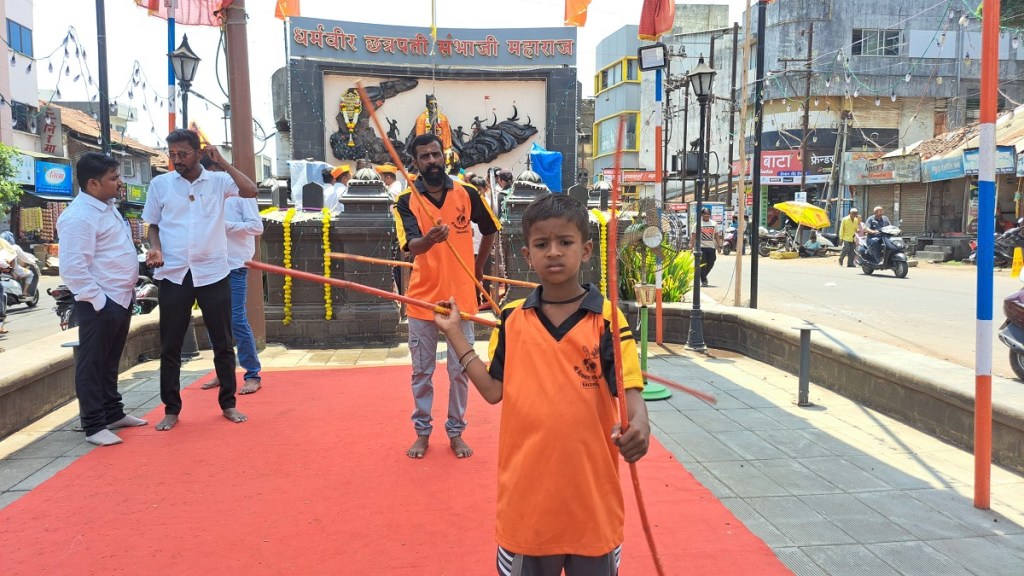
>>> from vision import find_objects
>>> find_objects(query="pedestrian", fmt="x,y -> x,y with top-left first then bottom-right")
393,133 -> 500,459
494,169 -> 513,220
199,157 -> 264,396
691,207 -> 722,287
57,152 -> 147,445
143,129 -> 259,431
433,193 -> 650,575
838,207 -> 860,267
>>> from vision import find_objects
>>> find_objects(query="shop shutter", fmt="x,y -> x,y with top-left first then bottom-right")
865,186 -> 895,221
898,183 -> 927,234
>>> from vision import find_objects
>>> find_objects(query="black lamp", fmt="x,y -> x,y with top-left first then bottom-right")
686,56 -> 717,352
169,34 -> 201,128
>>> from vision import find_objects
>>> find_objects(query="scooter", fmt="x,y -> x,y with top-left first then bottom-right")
1,264 -> 41,308
999,286 -> 1024,380
856,225 -> 909,278
968,224 -> 1024,267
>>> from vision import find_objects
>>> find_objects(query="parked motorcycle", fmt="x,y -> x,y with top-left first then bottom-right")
999,287 -> 1024,380
722,228 -> 740,255
1,264 -> 41,308
856,224 -> 909,278
758,225 -> 794,257
48,284 -> 77,330
968,223 -> 1024,267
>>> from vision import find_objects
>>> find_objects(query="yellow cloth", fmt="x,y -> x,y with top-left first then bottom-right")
839,215 -> 861,242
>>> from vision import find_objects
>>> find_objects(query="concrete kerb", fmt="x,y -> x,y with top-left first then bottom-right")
644,301 -> 1024,474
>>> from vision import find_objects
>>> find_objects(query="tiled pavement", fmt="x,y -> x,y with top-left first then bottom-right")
2,342 -> 1023,575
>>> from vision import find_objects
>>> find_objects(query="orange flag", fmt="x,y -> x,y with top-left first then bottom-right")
638,0 -> 676,41
564,0 -> 591,27
275,0 -> 301,20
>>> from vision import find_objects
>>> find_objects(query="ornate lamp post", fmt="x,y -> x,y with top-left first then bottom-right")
169,34 -> 201,128
686,56 -> 716,352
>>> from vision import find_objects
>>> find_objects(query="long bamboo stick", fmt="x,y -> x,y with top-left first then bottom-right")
245,260 -> 497,328
326,251 -> 539,288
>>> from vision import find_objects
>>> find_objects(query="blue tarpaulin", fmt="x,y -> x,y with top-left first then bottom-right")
529,142 -> 563,192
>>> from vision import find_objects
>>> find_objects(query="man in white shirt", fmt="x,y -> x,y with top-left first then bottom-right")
377,163 -> 404,201
57,152 -> 147,446
143,129 -> 258,431
324,164 -> 350,214
199,159 -> 265,395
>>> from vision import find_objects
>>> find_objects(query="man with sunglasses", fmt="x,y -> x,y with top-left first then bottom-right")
143,129 -> 259,431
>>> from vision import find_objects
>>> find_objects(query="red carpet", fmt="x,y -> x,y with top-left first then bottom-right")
0,365 -> 789,575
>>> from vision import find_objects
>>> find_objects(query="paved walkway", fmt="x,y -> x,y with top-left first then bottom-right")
1,342 -> 1023,575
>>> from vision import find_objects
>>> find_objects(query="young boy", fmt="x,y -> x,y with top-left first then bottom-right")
434,193 -> 650,576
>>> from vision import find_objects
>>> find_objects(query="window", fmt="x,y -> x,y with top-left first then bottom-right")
594,112 -> 639,157
121,157 -> 135,178
7,19 -> 33,58
852,29 -> 901,57
625,58 -> 638,81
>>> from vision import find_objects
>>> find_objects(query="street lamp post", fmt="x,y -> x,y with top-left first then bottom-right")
687,56 -> 717,352
169,34 -> 201,129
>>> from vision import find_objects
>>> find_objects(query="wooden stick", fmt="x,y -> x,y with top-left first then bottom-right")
327,251 -> 540,288
245,260 -> 497,328
353,81 -> 503,315
608,117 -> 668,576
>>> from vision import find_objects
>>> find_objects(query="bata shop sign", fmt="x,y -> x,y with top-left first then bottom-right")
731,151 -> 833,185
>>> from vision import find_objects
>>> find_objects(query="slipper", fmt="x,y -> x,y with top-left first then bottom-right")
0,328 -> 8,334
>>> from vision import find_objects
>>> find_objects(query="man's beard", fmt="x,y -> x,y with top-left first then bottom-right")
422,166 -> 445,187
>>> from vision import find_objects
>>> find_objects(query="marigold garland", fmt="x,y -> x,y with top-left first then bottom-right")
591,208 -> 608,296
282,208 -> 296,325
322,208 -> 333,320
259,206 -> 279,216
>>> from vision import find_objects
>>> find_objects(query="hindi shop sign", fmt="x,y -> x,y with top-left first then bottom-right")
921,154 -> 965,182
34,161 -> 72,197
963,146 -> 1016,175
289,18 -> 576,68
845,154 -> 921,186
601,169 -> 658,184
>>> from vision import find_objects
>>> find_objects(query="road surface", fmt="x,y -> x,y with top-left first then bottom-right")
700,252 -> 1023,380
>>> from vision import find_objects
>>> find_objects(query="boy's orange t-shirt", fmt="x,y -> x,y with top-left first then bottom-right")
487,285 -> 644,556
393,178 -> 499,321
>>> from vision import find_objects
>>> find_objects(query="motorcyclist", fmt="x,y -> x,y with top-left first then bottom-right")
864,206 -> 891,263
0,231 -> 39,299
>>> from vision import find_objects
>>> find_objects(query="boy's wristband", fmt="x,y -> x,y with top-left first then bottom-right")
458,349 -> 475,364
459,351 -> 479,370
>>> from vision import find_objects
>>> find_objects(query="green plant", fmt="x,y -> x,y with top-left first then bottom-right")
0,143 -> 24,214
618,243 -> 693,303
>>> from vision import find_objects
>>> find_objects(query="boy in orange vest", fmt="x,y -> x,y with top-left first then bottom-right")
434,193 -> 650,575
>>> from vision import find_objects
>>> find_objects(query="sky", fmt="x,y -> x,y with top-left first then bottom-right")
29,0 -> 749,162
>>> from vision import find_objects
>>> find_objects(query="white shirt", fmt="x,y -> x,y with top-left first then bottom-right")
142,168 -> 239,287
324,182 -> 345,213
386,180 -> 404,202
224,196 -> 264,270
57,192 -> 138,311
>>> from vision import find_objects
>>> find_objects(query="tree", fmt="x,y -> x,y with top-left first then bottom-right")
0,143 -> 24,215
1003,0 -> 1024,29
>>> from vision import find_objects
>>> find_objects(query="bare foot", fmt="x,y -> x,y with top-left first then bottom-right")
223,408 -> 247,423
239,379 -> 261,395
407,436 -> 429,458
155,415 -> 179,431
450,435 -> 473,458
200,379 -> 219,390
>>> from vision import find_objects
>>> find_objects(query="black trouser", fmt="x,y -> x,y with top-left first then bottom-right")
74,297 -> 132,436
159,272 -> 236,415
839,240 -> 857,266
699,247 -> 717,283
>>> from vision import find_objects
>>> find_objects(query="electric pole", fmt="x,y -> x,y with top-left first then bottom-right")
779,24 -> 814,193
751,0 -> 768,309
